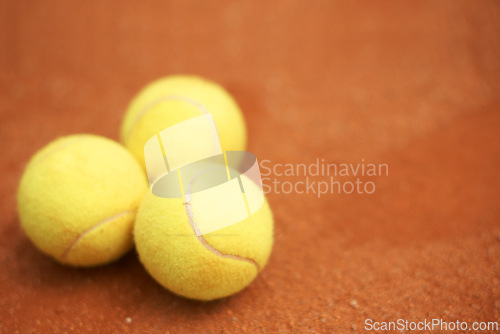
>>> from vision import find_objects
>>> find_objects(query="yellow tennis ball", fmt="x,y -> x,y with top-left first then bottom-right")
120,75 -> 247,168
134,185 -> 274,301
17,134 -> 148,267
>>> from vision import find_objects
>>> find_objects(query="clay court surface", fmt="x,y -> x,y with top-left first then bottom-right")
1,1 -> 499,332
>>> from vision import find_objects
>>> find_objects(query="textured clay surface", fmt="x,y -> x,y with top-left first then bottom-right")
1,1 -> 499,333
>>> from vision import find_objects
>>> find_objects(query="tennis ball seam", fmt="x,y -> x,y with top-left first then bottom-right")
60,209 -> 134,260
123,95 -> 208,145
33,137 -> 84,165
183,201 -> 260,271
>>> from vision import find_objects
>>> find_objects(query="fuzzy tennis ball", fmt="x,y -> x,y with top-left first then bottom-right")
134,178 -> 274,301
120,75 -> 247,168
17,134 -> 148,267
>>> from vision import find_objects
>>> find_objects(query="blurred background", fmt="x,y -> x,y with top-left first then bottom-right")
1,1 -> 499,333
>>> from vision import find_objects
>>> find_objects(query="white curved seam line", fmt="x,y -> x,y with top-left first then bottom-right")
35,137 -> 85,164
125,95 -> 209,143
61,210 -> 134,259
182,171 -> 259,270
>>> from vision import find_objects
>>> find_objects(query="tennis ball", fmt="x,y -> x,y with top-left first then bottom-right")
17,134 -> 148,267
134,179 -> 274,301
120,75 -> 247,168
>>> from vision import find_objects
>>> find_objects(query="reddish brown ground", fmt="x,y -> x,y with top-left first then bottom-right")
1,1 -> 499,333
